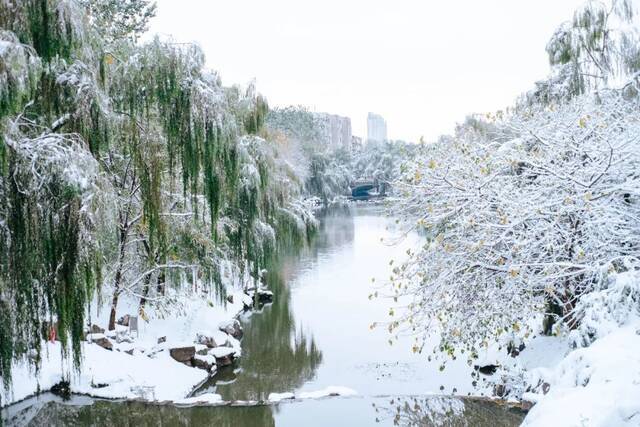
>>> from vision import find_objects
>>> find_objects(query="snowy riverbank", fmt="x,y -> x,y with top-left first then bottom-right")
0,289 -> 253,407
519,271 -> 640,426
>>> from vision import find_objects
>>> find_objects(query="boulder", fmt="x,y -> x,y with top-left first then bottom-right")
117,314 -> 130,327
196,347 -> 209,356
170,346 -> 196,364
493,383 -> 507,397
475,364 -> 499,375
245,287 -> 274,305
192,355 -> 216,372
195,331 -> 218,348
157,336 -> 167,344
256,289 -> 274,304
88,334 -> 113,351
226,294 -> 234,304
116,334 -> 134,344
51,380 -> 71,400
218,319 -> 243,340
90,324 -> 105,334
211,346 -> 236,367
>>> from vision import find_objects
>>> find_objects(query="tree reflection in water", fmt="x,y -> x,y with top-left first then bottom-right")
372,396 -> 525,427
195,205 -> 356,402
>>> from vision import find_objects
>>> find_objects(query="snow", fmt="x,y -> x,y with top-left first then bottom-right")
268,392 -> 295,402
209,347 -> 235,358
175,393 -> 223,406
521,271 -> 640,426
296,386 -> 357,399
522,322 -> 640,426
0,290 -> 251,407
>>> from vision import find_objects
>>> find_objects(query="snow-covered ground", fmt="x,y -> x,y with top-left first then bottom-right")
518,271 -> 640,426
0,290 -> 251,406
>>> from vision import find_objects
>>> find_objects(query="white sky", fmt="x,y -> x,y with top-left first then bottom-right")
147,0 -> 585,142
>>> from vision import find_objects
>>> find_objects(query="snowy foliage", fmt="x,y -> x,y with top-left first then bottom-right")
387,88 -> 640,359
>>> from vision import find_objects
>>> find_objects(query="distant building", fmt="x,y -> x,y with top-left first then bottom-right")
367,112 -> 387,143
313,113 -> 352,150
351,135 -> 363,151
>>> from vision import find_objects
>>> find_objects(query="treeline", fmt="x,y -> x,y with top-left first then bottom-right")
265,105 -> 417,201
0,0 -> 315,390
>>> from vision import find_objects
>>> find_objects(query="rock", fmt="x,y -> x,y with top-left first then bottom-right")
88,335 -> 113,351
90,324 -> 105,334
521,400 -> 535,411
51,380 -> 71,400
226,294 -> 234,304
256,289 -> 274,303
157,336 -> 166,344
195,331 -> 218,348
196,347 -> 209,356
116,334 -> 133,344
117,314 -> 130,327
475,364 -> 499,375
170,346 -> 196,364
218,319 -> 243,340
507,341 -> 526,357
542,382 -> 551,394
211,346 -> 236,367
124,349 -> 135,355
192,355 -> 216,372
245,287 -> 274,305
493,383 -> 507,397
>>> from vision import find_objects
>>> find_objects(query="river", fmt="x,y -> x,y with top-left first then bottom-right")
2,204 -> 525,426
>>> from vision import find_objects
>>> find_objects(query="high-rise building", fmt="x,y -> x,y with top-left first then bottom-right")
367,112 -> 387,143
313,113 -> 352,150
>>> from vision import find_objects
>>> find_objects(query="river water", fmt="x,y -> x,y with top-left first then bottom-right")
2,204 -> 525,426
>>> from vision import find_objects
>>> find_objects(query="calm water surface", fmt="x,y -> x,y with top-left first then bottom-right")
2,205 -> 525,426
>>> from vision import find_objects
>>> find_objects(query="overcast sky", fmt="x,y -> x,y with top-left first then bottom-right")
147,0 -> 584,142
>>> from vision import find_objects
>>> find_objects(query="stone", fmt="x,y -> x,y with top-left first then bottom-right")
170,346 -> 196,364
475,364 -> 499,375
93,336 -> 113,351
521,400 -> 535,411
192,355 -> 216,372
51,380 -> 71,400
157,336 -> 166,344
117,314 -> 130,327
196,347 -> 209,356
211,346 -> 236,367
226,294 -> 234,304
125,349 -> 135,355
493,383 -> 507,397
90,324 -> 105,334
195,331 -> 218,348
116,334 -> 133,344
542,382 -> 551,394
218,319 -> 243,340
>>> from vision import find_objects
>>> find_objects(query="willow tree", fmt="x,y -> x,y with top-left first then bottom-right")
0,0 -> 104,390
0,0 -> 316,392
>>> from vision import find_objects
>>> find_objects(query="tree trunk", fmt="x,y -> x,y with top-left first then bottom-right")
108,227 -> 128,331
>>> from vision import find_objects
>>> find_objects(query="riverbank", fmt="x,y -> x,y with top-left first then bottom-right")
0,288 -> 254,407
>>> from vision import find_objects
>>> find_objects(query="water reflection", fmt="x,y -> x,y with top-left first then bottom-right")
371,396 -> 525,427
3,394 -> 524,427
8,399 -> 274,427
195,205 -> 356,401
